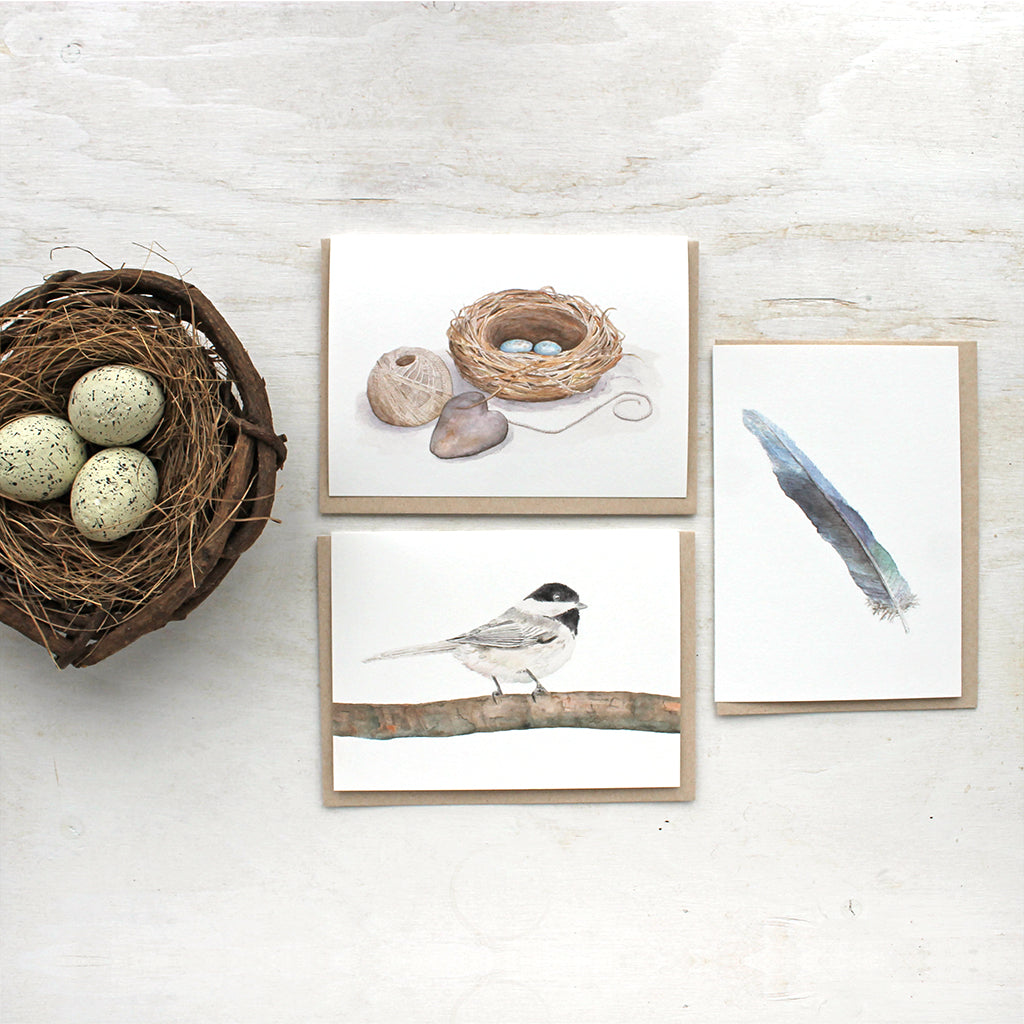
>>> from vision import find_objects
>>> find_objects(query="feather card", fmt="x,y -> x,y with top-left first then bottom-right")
742,409 -> 917,631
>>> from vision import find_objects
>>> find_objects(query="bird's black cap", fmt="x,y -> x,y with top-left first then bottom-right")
526,583 -> 581,604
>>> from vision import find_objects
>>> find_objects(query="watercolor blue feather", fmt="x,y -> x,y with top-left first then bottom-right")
743,409 -> 917,631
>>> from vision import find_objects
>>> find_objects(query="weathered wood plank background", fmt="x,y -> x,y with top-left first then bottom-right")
1,3 -> 1021,1021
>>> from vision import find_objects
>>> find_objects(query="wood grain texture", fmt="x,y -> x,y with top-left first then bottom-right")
1,3 -> 1021,1023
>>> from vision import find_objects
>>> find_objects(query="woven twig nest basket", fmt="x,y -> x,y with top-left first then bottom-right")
0,268 -> 287,668
447,287 -> 624,402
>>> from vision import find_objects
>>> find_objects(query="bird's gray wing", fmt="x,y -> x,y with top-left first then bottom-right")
449,616 -> 558,649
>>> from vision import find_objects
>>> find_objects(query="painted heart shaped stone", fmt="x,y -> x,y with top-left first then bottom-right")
429,392 -> 509,459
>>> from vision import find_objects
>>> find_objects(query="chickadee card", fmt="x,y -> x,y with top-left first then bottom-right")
319,530 -> 695,805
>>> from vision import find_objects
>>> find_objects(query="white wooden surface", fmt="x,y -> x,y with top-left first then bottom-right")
1,3 -> 1022,1022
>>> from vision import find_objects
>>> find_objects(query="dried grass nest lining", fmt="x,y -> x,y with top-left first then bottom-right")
0,269 -> 286,668
447,287 -> 624,402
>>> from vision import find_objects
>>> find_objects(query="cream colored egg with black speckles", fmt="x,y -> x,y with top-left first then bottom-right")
68,364 -> 165,446
0,414 -> 89,501
70,447 -> 159,542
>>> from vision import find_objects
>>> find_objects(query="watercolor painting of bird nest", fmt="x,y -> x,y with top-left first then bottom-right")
446,287 -> 625,402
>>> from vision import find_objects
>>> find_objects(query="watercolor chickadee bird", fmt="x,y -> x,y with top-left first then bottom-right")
365,582 -> 586,700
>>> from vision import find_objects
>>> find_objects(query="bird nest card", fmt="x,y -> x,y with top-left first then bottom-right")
320,235 -> 697,514
712,341 -> 978,712
318,530 -> 695,805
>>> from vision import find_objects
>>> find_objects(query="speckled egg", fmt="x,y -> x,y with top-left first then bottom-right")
533,340 -> 563,356
499,338 -> 534,354
0,414 -> 89,501
68,365 -> 165,446
70,447 -> 159,542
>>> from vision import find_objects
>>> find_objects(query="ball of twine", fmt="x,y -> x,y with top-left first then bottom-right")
0,268 -> 286,668
366,346 -> 453,427
447,287 -> 624,402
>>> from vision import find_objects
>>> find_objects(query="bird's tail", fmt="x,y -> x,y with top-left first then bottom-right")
364,641 -> 457,662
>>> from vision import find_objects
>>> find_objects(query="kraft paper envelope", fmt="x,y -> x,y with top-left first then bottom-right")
714,340 -> 978,715
319,237 -> 698,515
319,533 -> 696,806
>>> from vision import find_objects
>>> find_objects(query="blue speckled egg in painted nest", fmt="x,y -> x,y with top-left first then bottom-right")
68,364 -> 165,446
0,414 -> 89,501
70,447 -> 160,542
498,338 -> 534,354
533,340 -> 563,356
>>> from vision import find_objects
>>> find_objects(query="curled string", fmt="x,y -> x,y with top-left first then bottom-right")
458,355 -> 653,435
505,382 -> 653,435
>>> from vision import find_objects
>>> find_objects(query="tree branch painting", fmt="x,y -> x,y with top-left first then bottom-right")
333,690 -> 680,741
